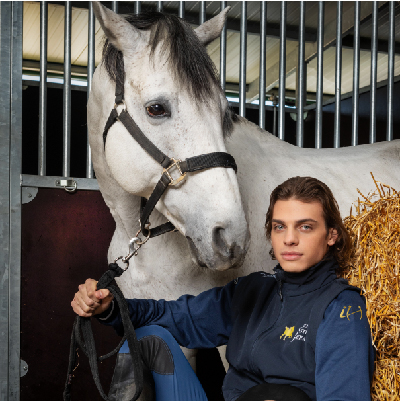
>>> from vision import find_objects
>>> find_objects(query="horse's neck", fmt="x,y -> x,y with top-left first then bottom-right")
97,168 -> 142,240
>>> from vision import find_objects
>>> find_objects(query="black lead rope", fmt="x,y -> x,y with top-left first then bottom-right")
63,263 -> 144,401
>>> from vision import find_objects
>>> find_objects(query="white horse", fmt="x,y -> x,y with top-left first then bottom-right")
88,1 -> 400,390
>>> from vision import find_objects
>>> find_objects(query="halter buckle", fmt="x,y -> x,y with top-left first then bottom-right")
114,99 -> 127,114
164,159 -> 187,186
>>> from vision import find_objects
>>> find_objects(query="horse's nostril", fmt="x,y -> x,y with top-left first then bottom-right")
212,227 -> 232,258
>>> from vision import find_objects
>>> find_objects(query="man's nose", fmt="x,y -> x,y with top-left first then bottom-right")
284,227 -> 298,245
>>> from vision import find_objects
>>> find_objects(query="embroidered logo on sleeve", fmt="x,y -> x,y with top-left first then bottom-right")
340,305 -> 363,320
280,326 -> 294,340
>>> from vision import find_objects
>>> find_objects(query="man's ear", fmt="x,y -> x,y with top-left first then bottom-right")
327,228 -> 338,246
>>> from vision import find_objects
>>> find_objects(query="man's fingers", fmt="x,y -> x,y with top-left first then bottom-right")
71,299 -> 92,318
75,292 -> 98,314
94,289 -> 111,300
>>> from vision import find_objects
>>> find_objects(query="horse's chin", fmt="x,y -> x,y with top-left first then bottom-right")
186,236 -> 244,271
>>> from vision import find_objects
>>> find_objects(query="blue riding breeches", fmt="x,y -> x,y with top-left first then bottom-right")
108,325 -> 208,401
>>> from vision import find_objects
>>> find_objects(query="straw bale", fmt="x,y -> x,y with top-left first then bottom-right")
342,173 -> 400,401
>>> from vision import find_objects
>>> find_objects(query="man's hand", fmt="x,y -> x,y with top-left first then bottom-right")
71,278 -> 114,317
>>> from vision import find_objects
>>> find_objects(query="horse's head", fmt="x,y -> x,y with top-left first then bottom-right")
89,2 -> 250,271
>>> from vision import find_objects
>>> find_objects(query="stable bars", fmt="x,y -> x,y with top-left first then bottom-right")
39,0 -> 396,182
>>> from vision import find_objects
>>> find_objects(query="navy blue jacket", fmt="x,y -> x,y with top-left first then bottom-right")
99,258 -> 375,401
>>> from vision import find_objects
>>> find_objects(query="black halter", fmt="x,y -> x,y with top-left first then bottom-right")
102,59 -> 237,240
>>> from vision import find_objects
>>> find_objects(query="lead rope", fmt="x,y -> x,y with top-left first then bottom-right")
63,263 -> 143,401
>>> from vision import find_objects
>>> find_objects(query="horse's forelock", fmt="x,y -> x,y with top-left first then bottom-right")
102,11 -> 236,136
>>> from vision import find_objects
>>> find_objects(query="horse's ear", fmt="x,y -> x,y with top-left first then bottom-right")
194,7 -> 230,46
92,1 -> 143,53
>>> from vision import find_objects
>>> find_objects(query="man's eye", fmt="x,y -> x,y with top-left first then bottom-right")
274,224 -> 284,231
146,104 -> 169,117
300,225 -> 312,231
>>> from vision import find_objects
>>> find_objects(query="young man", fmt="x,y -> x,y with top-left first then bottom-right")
72,176 -> 375,401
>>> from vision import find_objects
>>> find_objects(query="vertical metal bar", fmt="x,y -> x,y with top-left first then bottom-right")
0,3 -> 12,398
38,1 -> 47,176
9,2 -> 23,399
259,1 -> 267,129
63,2 -> 72,177
273,97 -> 278,136
87,2 -> 95,178
315,1 -> 324,149
111,1 -> 118,14
296,1 -> 305,147
135,2 -> 141,14
239,1 -> 247,117
278,1 -> 287,140
386,1 -> 395,141
157,2 -> 163,12
351,1 -> 360,146
369,2 -> 378,144
334,1 -> 342,148
220,1 -> 227,91
199,1 -> 206,25
179,1 -> 185,19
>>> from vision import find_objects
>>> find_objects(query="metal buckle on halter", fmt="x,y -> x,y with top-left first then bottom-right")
164,158 -> 187,186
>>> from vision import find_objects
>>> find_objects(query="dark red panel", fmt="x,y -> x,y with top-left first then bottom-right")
21,188 -> 117,400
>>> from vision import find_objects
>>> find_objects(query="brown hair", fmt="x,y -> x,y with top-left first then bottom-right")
265,176 -> 352,272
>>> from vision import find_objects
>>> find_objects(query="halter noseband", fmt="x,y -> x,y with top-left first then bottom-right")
102,59 -> 237,246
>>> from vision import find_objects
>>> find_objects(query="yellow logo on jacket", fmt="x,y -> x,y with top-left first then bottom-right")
280,326 -> 295,340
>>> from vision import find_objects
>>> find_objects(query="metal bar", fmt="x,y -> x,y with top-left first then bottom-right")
38,1 -> 47,176
351,1 -> 360,146
9,2 -> 23,399
369,2 -> 378,144
179,1 -> 185,19
157,1 -> 163,12
63,1 -> 72,177
273,97 -> 278,136
199,1 -> 206,25
111,1 -> 118,14
258,1 -> 267,129
220,1 -> 227,91
387,1 -> 395,141
239,1 -> 247,117
21,174 -> 100,191
0,3 -> 12,398
296,1 -> 305,147
278,1 -> 287,140
334,1 -> 342,148
135,2 -> 141,14
87,2 -> 95,179
315,1 -> 324,149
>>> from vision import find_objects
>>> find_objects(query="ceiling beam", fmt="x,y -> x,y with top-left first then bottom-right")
247,1 -> 387,102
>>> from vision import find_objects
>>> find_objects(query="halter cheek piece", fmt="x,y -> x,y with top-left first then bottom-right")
102,58 -> 237,262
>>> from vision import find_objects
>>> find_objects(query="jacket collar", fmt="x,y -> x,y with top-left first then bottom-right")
273,257 -> 338,297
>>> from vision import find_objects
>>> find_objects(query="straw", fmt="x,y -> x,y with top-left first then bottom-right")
342,173 -> 400,400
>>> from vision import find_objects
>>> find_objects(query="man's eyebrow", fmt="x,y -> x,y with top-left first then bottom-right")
272,218 -> 318,224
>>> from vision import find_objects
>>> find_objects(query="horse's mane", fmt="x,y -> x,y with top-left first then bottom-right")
103,12 -> 222,102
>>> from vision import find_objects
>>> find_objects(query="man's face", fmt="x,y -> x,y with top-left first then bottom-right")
270,198 -> 338,273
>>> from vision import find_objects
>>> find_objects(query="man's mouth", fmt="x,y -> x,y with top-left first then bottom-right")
281,252 -> 303,261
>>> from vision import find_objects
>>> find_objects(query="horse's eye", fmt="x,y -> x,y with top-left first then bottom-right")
146,104 -> 168,117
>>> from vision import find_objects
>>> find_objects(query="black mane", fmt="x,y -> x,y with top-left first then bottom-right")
102,12 -> 221,103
